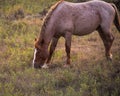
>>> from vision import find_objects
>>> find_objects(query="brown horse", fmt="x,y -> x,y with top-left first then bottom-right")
33,0 -> 120,68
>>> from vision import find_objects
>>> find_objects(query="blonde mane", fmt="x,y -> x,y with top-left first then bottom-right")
41,0 -> 64,34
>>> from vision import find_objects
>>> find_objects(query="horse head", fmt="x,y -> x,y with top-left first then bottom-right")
33,38 -> 48,68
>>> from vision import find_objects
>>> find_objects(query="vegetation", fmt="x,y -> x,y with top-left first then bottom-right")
0,0 -> 120,96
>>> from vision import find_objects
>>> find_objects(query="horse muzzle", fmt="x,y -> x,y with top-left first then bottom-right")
33,62 -> 44,69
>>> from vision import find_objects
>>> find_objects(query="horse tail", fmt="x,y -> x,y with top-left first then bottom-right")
111,3 -> 120,32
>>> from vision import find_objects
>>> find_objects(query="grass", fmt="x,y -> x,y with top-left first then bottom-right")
0,0 -> 120,96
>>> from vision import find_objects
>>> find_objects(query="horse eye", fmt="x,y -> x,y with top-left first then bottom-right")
36,48 -> 40,52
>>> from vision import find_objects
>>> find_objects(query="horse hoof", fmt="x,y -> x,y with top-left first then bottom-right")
42,64 -> 49,69
107,54 -> 113,61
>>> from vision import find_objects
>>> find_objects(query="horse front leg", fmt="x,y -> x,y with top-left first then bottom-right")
64,32 -> 72,67
43,37 -> 59,68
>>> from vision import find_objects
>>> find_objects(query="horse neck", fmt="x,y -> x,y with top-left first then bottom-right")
37,0 -> 63,49
38,2 -> 58,49
38,28 -> 54,49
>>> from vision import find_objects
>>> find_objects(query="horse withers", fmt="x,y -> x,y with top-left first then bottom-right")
33,0 -> 120,68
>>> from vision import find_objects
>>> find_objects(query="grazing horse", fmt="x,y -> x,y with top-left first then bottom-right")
33,0 -> 120,68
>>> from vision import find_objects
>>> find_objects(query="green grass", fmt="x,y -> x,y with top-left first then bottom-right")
0,0 -> 120,96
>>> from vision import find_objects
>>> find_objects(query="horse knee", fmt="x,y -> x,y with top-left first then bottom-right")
110,34 -> 114,42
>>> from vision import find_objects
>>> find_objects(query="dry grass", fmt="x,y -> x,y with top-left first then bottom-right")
0,0 -> 120,95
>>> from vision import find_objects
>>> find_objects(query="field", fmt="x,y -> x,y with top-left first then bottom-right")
0,0 -> 120,96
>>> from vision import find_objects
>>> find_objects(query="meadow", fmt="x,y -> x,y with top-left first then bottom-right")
0,0 -> 120,96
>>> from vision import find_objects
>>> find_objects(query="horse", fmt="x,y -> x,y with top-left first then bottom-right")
33,0 -> 120,68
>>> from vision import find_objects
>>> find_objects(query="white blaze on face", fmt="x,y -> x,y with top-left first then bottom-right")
33,49 -> 37,66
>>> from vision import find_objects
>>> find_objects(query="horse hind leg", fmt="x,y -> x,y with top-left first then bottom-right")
98,26 -> 114,61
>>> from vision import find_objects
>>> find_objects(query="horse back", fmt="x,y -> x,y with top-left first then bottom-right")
48,0 -> 115,36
